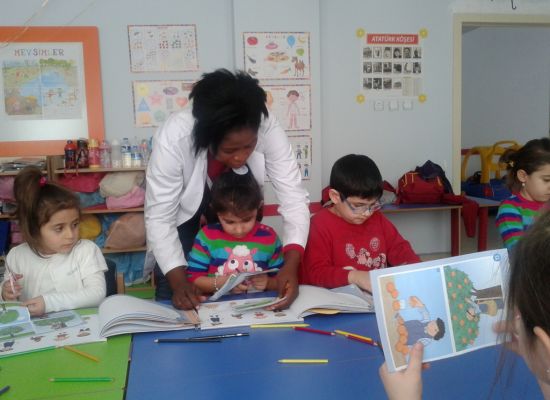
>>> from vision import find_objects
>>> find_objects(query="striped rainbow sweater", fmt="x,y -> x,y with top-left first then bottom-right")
187,222 -> 283,280
495,194 -> 544,249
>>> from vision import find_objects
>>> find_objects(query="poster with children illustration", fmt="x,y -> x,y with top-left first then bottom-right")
132,80 -> 193,127
360,32 -> 423,98
288,135 -> 312,180
371,249 -> 508,372
263,84 -> 311,131
243,32 -> 310,80
0,304 -> 104,358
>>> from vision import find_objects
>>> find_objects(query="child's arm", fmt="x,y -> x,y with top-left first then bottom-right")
301,220 -> 350,288
495,202 -> 524,249
1,273 -> 23,301
347,270 -> 372,293
380,216 -> 421,266
40,270 -> 106,314
193,275 -> 248,295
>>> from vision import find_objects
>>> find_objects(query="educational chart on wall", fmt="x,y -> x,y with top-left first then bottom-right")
359,32 -> 424,99
288,135 -> 312,180
1,43 -> 85,121
263,84 -> 311,132
243,32 -> 310,80
371,249 -> 508,373
132,80 -> 193,127
128,25 -> 199,73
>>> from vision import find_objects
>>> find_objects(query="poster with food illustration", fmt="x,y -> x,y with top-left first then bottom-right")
243,32 -> 310,80
132,80 -> 193,127
263,84 -> 311,132
371,249 -> 508,372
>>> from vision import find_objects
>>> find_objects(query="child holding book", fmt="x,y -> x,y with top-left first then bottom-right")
495,137 -> 550,249
0,167 -> 107,316
186,168 -> 283,295
300,154 -> 420,293
380,209 -> 550,400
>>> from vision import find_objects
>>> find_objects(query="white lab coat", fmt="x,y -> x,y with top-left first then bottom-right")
145,109 -> 310,274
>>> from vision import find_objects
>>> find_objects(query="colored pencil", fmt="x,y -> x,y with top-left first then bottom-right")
64,345 -> 100,362
347,335 -> 378,347
250,323 -> 309,329
154,338 -> 221,343
293,326 -> 335,336
334,329 -> 373,342
0,386 -> 10,396
48,377 -> 113,382
278,359 -> 329,364
187,332 -> 249,340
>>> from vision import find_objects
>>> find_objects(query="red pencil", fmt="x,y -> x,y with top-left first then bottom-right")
347,335 -> 379,347
294,326 -> 335,336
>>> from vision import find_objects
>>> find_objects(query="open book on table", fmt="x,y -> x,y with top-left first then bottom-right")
0,305 -> 104,358
198,284 -> 373,330
370,249 -> 509,372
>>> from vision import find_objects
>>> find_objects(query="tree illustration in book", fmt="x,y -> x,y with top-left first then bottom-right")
375,251 -> 506,370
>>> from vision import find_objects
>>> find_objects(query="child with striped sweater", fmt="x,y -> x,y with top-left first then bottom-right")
496,138 -> 550,249
187,168 -> 283,295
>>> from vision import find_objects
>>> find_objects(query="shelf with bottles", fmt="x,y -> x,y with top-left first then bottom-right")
48,155 -> 145,175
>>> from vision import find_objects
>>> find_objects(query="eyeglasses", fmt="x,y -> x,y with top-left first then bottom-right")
343,197 -> 382,215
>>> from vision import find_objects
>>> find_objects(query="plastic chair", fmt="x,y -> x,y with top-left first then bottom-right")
461,140 -> 521,184
105,258 -> 125,296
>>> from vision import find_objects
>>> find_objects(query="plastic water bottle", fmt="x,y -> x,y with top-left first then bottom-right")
64,140 -> 77,169
76,139 -> 89,168
99,140 -> 111,168
121,137 -> 131,154
111,139 -> 122,168
140,139 -> 150,166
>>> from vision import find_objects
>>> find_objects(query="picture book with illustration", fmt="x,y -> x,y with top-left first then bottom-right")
208,269 -> 278,301
371,249 -> 509,372
0,304 -> 104,358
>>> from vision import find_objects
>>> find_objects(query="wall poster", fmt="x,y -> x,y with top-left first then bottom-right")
263,84 -> 311,132
132,80 -> 193,127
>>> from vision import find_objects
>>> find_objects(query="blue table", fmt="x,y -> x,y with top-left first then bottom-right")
126,312 -> 541,399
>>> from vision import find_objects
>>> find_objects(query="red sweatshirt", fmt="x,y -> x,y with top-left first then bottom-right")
300,207 -> 420,288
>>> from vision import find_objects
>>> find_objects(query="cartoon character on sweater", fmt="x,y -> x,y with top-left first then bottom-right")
216,245 -> 262,276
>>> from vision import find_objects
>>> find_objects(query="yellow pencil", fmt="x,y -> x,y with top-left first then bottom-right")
64,345 -> 100,362
334,330 -> 373,342
250,323 -> 310,329
278,359 -> 329,364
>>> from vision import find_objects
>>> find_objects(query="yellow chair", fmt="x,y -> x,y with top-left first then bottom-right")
461,140 -> 521,184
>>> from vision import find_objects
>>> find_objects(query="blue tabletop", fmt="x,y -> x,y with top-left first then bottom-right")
126,312 -> 541,400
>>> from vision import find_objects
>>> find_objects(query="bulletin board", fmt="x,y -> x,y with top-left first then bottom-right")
0,26 -> 104,156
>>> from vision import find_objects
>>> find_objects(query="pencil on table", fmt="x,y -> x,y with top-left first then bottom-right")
293,326 -> 335,336
63,345 -> 100,362
48,377 -> 113,382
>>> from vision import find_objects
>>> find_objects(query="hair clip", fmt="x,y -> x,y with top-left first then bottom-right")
508,161 -> 514,168
39,176 -> 47,187
232,166 -> 249,175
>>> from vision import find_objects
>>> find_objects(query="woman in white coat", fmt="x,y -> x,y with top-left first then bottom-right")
145,69 -> 310,310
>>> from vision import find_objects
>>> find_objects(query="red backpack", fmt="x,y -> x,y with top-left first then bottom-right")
397,171 -> 444,204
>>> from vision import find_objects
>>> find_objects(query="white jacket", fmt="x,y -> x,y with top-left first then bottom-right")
145,109 -> 310,274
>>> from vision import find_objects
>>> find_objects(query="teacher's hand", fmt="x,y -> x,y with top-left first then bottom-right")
166,266 -> 204,310
266,249 -> 300,310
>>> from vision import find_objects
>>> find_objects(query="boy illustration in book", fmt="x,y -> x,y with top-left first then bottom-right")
187,169 -> 283,296
394,295 -> 445,354
0,340 -> 15,352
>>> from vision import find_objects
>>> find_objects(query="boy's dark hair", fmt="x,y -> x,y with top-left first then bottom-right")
210,169 -> 263,218
433,318 -> 446,341
14,166 -> 80,256
190,69 -> 268,156
329,154 -> 383,199
500,137 -> 550,193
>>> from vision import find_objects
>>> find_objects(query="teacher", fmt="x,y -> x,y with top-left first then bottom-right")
145,69 -> 310,310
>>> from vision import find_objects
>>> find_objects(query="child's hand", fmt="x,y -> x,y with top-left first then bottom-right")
230,283 -> 249,294
348,270 -> 372,293
249,274 -> 268,291
23,296 -> 46,317
379,342 -> 425,400
1,273 -> 23,300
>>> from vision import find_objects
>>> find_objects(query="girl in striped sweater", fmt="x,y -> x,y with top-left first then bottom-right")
496,138 -> 550,249
187,168 -> 283,295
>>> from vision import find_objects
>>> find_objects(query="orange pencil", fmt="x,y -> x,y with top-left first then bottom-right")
64,345 -> 100,362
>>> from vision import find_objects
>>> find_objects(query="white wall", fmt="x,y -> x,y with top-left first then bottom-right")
2,0 -> 550,254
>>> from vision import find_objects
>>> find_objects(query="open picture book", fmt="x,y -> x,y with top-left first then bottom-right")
371,249 -> 509,372
0,305 -> 104,358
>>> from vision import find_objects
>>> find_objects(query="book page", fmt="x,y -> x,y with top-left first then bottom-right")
371,249 -> 508,372
289,285 -> 374,317
209,269 -> 278,302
